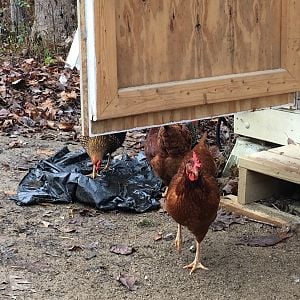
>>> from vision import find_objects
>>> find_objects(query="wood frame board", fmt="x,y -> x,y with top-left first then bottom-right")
79,0 -> 300,135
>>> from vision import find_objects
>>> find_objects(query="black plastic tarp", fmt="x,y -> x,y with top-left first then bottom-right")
12,147 -> 162,212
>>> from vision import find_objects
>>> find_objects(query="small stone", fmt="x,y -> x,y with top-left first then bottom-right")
189,245 -> 196,253
164,233 -> 175,241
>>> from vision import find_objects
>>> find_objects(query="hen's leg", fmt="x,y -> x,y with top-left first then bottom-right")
88,164 -> 100,179
92,165 -> 96,179
101,154 -> 111,172
183,241 -> 208,274
174,224 -> 182,252
162,187 -> 168,197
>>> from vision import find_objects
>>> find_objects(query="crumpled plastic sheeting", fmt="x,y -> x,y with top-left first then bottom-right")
12,147 -> 162,213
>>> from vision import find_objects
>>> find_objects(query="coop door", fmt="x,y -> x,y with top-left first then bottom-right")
79,0 -> 300,135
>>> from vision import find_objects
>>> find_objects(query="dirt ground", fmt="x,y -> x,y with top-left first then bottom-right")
0,134 -> 299,300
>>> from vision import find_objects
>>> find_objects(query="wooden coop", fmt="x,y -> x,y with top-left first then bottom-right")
78,1 -> 300,224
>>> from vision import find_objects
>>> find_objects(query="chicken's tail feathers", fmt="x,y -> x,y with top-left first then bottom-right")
192,131 -> 208,152
199,132 -> 208,146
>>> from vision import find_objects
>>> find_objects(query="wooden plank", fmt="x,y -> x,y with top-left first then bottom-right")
90,94 -> 289,134
78,0 -> 89,136
98,69 -> 298,120
283,0 -> 300,82
268,145 -> 300,160
221,195 -> 300,227
115,0 -> 281,87
81,1 -> 300,135
234,108 -> 300,145
237,167 -> 291,204
239,151 -> 300,184
94,0 -> 118,118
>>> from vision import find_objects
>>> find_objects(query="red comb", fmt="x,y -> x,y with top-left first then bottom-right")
192,151 -> 201,167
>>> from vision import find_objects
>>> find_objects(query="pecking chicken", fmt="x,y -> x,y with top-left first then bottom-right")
144,124 -> 194,195
80,132 -> 126,178
165,132 -> 220,274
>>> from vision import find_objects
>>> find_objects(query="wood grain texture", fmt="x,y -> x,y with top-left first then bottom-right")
99,69 -> 298,120
239,150 -> 300,184
82,0 -> 300,134
115,0 -> 281,88
94,0 -> 118,118
221,196 -> 300,226
238,144 -> 300,204
283,0 -> 300,82
90,94 -> 290,134
78,0 -> 89,136
237,167 -> 287,204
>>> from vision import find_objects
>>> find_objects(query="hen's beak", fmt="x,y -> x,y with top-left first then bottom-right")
192,168 -> 199,178
188,169 -> 199,181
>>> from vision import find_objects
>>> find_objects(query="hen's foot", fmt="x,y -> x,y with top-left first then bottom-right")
100,154 -> 111,172
183,241 -> 208,274
183,261 -> 208,274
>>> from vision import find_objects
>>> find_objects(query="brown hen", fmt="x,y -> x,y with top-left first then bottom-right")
166,132 -> 220,274
144,124 -> 193,196
80,132 -> 126,178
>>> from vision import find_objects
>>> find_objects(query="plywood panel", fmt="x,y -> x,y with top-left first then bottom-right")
91,94 -> 289,134
115,0 -> 281,88
80,0 -> 300,135
98,69 -> 297,120
94,0 -> 118,114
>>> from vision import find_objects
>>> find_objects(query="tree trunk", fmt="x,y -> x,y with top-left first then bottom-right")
31,0 -> 77,51
10,0 -> 24,33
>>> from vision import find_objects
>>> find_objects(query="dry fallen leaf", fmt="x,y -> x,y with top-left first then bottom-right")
117,273 -> 137,291
11,78 -> 25,88
60,90 -> 77,101
68,245 -> 83,251
211,209 -> 247,231
222,178 -> 239,195
47,120 -> 57,130
58,122 -> 75,131
236,227 -> 293,247
0,108 -> 9,119
24,58 -> 35,64
110,245 -> 135,255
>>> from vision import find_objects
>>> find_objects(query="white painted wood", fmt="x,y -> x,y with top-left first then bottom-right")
85,0 -> 97,133
65,28 -> 80,70
234,108 -> 300,145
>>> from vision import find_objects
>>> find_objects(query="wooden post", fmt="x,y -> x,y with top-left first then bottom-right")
237,168 -> 286,204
